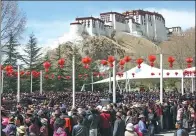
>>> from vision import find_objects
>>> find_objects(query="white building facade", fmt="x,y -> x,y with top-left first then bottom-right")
69,10 -> 181,42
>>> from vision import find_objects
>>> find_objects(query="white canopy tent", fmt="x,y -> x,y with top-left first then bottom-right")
93,63 -> 195,84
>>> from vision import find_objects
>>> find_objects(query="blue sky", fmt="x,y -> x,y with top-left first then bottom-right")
18,1 -> 195,49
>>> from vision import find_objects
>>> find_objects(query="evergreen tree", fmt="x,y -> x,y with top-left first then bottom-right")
53,44 -> 68,91
21,33 -> 42,92
22,33 -> 42,69
3,32 -> 20,92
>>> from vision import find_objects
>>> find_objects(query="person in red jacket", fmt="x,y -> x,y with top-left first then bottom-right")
99,107 -> 112,136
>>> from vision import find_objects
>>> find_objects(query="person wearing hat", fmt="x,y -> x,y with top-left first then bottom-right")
113,112 -> 125,136
16,125 -> 26,136
138,114 -> 148,136
125,123 -> 138,136
99,107 -> 112,136
40,118 -> 48,136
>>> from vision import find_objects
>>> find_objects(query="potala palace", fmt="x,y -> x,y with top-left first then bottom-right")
69,10 -> 182,42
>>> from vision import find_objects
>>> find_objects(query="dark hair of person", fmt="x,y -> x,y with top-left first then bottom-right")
77,115 -> 83,124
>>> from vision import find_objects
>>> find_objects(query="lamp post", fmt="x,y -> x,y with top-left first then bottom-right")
40,70 -> 43,94
160,54 -> 163,104
113,60 -> 116,103
17,65 -> 20,103
72,45 -> 76,108
1,70 -> 3,94
30,72 -> 33,93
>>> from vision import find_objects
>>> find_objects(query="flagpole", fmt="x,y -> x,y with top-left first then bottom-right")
91,72 -> 94,92
109,71 -> 111,93
125,65 -> 128,92
17,65 -> 20,103
181,70 -> 184,95
30,72 -> 33,93
191,77 -> 194,93
72,53 -> 76,108
113,60 -> 116,103
1,70 -> 3,93
160,54 -> 163,104
40,70 -> 43,94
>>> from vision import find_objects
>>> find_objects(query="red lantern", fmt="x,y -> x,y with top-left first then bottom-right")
108,56 -> 115,64
100,73 -> 106,77
43,61 -> 51,71
66,76 -> 71,79
82,57 -> 91,69
136,58 -> 143,69
168,56 -> 175,68
51,74 -> 55,79
58,58 -> 65,68
119,59 -> 126,66
36,72 -> 40,78
186,57 -> 193,68
166,72 -> 170,76
148,55 -> 156,67
124,56 -> 131,63
175,72 -> 178,76
78,74 -> 83,79
84,64 -> 90,69
84,74 -> 88,77
117,72 -> 123,77
4,65 -> 13,72
32,71 -> 39,78
132,73 -> 135,77
82,57 -> 91,64
109,63 -> 113,68
44,75 -> 49,79
93,72 -> 98,76
58,75 -> 61,80
20,71 -> 25,76
193,70 -> 196,76
6,68 -> 13,75
151,72 -> 155,76
45,69 -> 49,73
25,71 -> 31,76
100,60 -> 108,66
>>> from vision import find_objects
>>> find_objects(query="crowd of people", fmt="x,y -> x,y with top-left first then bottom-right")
1,90 -> 196,136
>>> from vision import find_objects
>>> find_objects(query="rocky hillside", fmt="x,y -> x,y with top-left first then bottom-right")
46,27 -> 195,69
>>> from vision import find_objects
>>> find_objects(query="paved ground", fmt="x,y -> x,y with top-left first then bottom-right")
155,129 -> 195,136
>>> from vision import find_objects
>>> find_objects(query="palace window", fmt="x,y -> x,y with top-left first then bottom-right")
93,20 -> 95,28
87,20 -> 90,27
84,21 -> 86,27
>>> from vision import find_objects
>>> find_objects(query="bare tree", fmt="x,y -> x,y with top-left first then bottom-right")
1,1 -> 26,45
159,28 -> 195,90
160,27 -> 195,69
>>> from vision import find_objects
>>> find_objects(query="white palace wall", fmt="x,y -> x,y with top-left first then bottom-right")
69,10 -> 181,42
